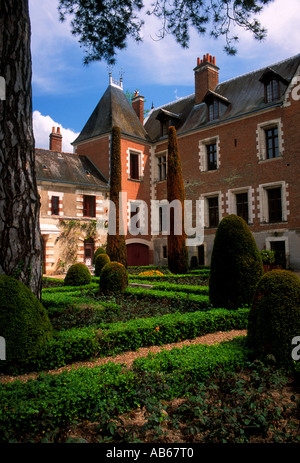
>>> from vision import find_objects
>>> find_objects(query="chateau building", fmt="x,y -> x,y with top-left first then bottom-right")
38,52 -> 300,273
36,127 -> 108,274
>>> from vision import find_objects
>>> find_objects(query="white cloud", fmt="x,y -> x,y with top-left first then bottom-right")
33,110 -> 79,152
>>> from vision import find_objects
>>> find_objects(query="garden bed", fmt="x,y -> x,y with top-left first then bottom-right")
0,267 -> 298,444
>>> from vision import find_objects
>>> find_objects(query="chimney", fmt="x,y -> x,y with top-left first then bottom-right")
49,126 -> 62,152
131,91 -> 144,125
194,54 -> 219,105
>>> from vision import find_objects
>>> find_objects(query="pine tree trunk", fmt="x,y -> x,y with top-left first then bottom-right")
0,0 -> 42,299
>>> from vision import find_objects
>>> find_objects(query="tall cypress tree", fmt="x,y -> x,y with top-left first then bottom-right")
106,126 -> 127,267
167,126 -> 188,274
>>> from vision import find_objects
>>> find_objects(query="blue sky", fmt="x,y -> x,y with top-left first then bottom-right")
29,0 -> 300,152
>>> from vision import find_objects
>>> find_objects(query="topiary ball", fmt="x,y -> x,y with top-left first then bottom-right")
64,262 -> 91,286
99,261 -> 128,295
209,214 -> 263,310
0,275 -> 53,366
94,253 -> 110,277
247,270 -> 300,369
92,246 -> 106,265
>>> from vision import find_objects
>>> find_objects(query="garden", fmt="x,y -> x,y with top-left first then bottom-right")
0,215 -> 299,444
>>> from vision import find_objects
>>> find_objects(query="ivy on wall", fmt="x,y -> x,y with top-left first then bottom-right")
55,219 -> 98,269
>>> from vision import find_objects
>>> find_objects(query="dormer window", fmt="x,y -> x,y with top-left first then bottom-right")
208,99 -> 219,121
259,67 -> 288,104
156,109 -> 181,138
266,78 -> 280,102
204,91 -> 230,122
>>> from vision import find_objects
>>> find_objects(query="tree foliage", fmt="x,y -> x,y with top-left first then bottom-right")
58,0 -> 273,63
167,126 -> 188,274
105,126 -> 128,267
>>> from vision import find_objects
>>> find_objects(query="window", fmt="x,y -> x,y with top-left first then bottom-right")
236,192 -> 249,223
265,127 -> 279,159
267,187 -> 282,223
266,78 -> 279,102
208,99 -> 219,121
130,203 -> 141,232
256,119 -> 283,161
51,196 -> 59,215
157,155 -> 167,181
163,245 -> 167,259
208,197 -> 219,227
161,120 -> 170,137
199,136 -> 220,172
158,204 -> 169,234
83,195 -> 96,217
130,152 -> 139,180
206,143 -> 217,171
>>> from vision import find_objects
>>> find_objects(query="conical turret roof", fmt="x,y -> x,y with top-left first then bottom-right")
72,83 -> 150,145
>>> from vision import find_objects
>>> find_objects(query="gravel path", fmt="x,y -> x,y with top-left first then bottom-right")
0,329 -> 246,385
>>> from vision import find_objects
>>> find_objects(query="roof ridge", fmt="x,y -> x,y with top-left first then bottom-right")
218,53 -> 300,87
144,93 -> 194,123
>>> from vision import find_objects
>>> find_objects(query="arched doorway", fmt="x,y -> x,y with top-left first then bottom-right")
127,243 -> 149,266
84,238 -> 95,267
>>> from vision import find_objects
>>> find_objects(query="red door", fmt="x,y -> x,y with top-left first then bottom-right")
127,243 -> 149,266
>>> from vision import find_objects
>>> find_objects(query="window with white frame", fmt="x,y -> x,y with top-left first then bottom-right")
157,154 -> 167,181
256,119 -> 283,161
199,136 -> 220,172
227,187 -> 254,224
258,181 -> 289,224
128,149 -> 144,181
201,192 -> 221,228
128,200 -> 147,235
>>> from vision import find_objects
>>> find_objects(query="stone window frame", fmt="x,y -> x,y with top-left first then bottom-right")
127,148 -> 144,181
226,186 -> 255,225
48,191 -> 64,217
200,191 -> 222,229
199,135 -> 220,172
256,118 -> 284,162
257,180 -> 289,224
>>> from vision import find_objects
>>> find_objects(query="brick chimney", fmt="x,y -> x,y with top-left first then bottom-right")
131,91 -> 144,125
194,54 -> 219,105
49,126 -> 62,151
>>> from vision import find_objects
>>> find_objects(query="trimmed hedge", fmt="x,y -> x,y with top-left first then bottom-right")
42,282 -> 98,293
94,253 -> 110,277
64,263 -> 91,287
92,246 -> 106,265
125,286 -> 211,308
209,215 -> 263,310
132,337 -> 248,396
0,337 -> 249,441
21,307 -> 248,372
149,282 -> 209,295
99,261 -> 128,295
0,275 -> 53,367
96,308 -> 248,356
247,269 -> 300,369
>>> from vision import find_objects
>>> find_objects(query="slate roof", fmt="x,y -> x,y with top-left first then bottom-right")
35,149 -> 108,188
144,53 -> 300,141
72,84 -> 150,145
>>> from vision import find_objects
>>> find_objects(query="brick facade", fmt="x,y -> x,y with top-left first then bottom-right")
71,53 -> 300,270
